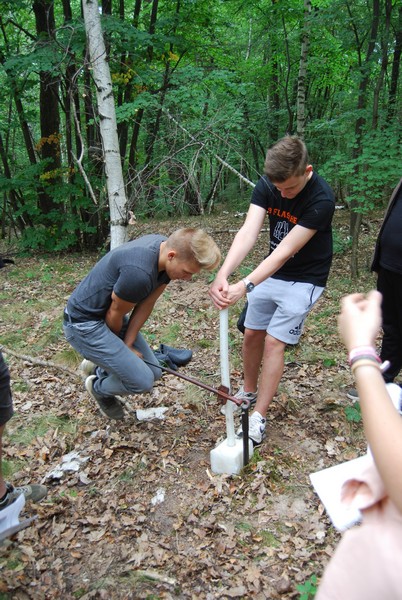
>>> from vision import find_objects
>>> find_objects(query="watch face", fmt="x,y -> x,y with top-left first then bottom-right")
243,278 -> 254,292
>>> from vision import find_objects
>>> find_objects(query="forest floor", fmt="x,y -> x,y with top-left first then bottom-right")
0,207 -> 381,599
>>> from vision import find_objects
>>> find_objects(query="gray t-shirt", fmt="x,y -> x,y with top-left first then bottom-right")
67,234 -> 170,321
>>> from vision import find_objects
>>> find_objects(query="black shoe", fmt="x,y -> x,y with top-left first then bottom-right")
153,351 -> 178,370
159,344 -> 193,366
85,375 -> 125,420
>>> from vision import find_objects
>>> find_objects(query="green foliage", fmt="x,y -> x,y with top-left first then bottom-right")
318,127 -> 400,214
297,574 -> 318,599
17,213 -> 98,252
344,403 -> 362,423
333,228 -> 351,255
0,0 -> 400,253
115,94 -> 158,122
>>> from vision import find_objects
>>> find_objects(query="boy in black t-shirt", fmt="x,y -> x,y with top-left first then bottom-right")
209,136 -> 335,445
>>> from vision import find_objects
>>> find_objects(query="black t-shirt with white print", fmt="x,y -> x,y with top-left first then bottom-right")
251,172 -> 335,287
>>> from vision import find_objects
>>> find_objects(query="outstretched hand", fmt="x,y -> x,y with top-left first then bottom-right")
338,290 -> 382,352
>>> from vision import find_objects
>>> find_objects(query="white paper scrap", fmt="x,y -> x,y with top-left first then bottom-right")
151,488 -> 165,505
46,451 -> 89,480
136,407 -> 168,421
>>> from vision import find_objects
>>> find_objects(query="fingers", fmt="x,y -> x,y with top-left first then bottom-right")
366,289 -> 382,306
338,290 -> 382,350
340,292 -> 366,310
341,290 -> 381,315
208,291 -> 231,309
226,282 -> 245,305
209,279 -> 231,309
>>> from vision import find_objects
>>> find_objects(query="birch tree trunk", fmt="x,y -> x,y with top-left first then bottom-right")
82,0 -> 128,249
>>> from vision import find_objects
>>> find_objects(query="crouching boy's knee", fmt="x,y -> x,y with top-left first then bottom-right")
126,367 -> 161,395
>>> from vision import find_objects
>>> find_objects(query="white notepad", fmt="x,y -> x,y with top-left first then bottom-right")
310,455 -> 372,531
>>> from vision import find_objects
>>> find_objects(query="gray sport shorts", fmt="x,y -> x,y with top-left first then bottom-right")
244,278 -> 324,345
0,351 -> 14,426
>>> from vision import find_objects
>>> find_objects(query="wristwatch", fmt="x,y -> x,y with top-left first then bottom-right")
242,278 -> 255,293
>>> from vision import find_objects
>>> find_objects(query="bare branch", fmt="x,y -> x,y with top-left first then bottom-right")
162,108 -> 256,189
71,96 -> 98,206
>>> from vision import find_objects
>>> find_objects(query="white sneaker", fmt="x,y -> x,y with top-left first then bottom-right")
236,411 -> 266,445
220,386 -> 257,415
80,359 -> 97,378
385,383 -> 402,414
85,375 -> 125,420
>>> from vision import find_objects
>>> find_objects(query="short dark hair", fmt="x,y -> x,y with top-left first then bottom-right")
264,136 -> 309,182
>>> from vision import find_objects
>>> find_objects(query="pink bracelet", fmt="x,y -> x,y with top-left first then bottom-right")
348,346 -> 381,365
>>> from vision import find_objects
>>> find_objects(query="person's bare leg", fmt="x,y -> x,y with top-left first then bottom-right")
242,329 -> 266,392
254,334 -> 286,418
0,424 -> 6,498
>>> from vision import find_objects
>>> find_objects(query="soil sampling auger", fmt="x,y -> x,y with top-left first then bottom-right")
142,309 -> 253,474
209,308 -> 254,474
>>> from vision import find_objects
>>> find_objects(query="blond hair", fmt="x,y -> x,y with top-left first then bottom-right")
166,228 -> 221,271
264,136 -> 309,182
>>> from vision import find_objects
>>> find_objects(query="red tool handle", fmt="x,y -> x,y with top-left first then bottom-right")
142,359 -> 250,408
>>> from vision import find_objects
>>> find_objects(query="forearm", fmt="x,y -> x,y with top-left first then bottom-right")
105,308 -> 124,335
226,239 -> 303,305
123,304 -> 152,347
338,291 -> 402,511
354,364 -> 402,512
123,286 -> 165,347
217,231 -> 256,280
238,224 -> 316,287
244,247 -> 289,286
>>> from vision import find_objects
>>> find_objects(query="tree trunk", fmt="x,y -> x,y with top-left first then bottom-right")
0,132 -> 30,232
127,0 -> 159,198
372,0 -> 392,129
387,4 -> 402,122
281,14 -> 293,134
82,0 -> 128,249
32,0 -> 62,215
296,0 -> 311,138
349,0 -> 380,279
